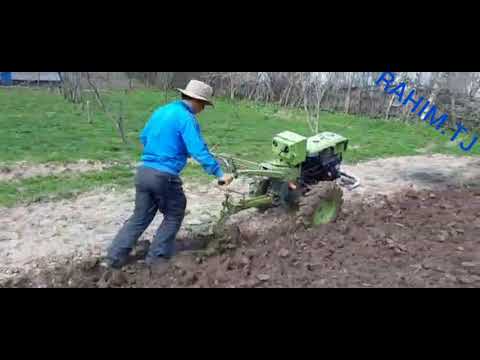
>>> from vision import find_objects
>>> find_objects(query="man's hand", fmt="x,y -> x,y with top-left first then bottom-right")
218,174 -> 235,186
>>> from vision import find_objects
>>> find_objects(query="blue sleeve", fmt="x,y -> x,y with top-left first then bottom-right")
180,115 -> 224,178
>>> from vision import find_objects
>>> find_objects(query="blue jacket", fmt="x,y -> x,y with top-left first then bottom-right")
140,100 -> 224,178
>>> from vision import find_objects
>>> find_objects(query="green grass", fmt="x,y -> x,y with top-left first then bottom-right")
1,88 -> 157,164
244,101 -> 480,162
1,87 -> 479,206
2,87 -> 479,165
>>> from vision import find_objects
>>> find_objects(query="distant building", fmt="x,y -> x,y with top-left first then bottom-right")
0,72 -> 13,85
8,72 -> 62,86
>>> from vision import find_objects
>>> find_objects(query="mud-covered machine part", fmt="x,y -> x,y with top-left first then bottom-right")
216,130 -> 359,227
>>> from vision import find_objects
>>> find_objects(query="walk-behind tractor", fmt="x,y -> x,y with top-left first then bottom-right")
216,131 -> 360,228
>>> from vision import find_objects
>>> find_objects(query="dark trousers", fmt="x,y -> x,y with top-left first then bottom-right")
107,166 -> 187,264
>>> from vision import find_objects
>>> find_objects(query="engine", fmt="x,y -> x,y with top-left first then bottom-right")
300,149 -> 343,186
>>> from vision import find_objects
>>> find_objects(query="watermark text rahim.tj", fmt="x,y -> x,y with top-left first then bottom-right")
376,72 -> 478,153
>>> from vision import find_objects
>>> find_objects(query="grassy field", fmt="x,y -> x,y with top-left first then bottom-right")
1,87 -> 479,207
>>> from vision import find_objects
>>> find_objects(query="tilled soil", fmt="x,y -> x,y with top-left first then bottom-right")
0,180 -> 242,278
341,154 -> 480,200
4,185 -> 480,288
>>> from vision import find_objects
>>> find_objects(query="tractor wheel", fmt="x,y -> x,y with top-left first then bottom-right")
296,182 -> 344,228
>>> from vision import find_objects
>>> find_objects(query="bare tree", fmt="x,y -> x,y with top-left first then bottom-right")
344,72 -> 353,114
86,72 -> 106,112
196,72 -> 480,129
60,72 -> 83,104
468,73 -> 480,98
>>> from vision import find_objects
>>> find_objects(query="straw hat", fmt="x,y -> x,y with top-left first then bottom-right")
177,80 -> 214,106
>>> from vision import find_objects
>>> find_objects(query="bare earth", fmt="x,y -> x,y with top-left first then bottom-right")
1,154 -> 479,287
0,160 -> 126,182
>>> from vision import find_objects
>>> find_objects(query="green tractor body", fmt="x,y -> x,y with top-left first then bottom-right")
216,130 -> 357,227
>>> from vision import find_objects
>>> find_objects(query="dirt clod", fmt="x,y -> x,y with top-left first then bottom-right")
257,274 -> 271,282
278,249 -> 290,258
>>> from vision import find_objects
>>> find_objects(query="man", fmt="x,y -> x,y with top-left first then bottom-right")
103,80 -> 234,271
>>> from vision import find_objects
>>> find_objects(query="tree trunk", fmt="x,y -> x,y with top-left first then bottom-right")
385,95 -> 396,120
421,72 -> 444,121
450,93 -> 456,127
229,73 -> 236,100
248,79 -> 258,101
117,101 -> 127,144
345,73 -> 353,114
402,101 -> 410,121
86,72 -> 106,112
357,87 -> 363,114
